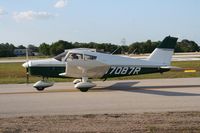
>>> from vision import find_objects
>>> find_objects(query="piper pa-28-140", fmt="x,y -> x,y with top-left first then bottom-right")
22,36 -> 178,92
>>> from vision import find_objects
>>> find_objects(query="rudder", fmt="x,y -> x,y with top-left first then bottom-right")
147,36 -> 178,66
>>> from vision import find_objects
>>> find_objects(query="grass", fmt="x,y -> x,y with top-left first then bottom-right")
0,61 -> 199,84
0,56 -> 49,60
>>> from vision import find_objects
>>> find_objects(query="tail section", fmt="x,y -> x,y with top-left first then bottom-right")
147,36 -> 178,66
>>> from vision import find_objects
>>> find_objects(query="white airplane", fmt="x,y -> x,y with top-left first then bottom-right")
23,36 -> 178,92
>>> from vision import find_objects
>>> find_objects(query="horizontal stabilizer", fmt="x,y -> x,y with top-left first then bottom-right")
161,66 -> 183,71
161,66 -> 198,73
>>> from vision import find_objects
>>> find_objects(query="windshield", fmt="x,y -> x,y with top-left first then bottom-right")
54,51 -> 68,61
66,53 -> 97,61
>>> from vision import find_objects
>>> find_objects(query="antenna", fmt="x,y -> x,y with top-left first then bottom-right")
111,47 -> 121,55
112,38 -> 127,55
121,38 -> 126,45
26,48 -> 29,62
129,48 -> 137,56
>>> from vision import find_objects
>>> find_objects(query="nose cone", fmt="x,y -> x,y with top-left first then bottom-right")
22,62 -> 29,68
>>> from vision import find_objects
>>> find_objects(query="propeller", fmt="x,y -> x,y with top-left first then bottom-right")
26,67 -> 29,84
22,48 -> 29,84
26,48 -> 29,84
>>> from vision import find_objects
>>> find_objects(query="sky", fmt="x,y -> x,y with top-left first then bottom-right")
0,0 -> 200,46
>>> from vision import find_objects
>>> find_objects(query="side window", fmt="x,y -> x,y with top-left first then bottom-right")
68,53 -> 83,60
84,54 -> 97,60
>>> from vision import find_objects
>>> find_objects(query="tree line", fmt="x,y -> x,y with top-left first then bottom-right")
0,39 -> 199,57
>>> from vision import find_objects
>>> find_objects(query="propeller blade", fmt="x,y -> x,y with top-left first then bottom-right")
26,67 -> 29,84
26,48 -> 30,84
26,48 -> 29,62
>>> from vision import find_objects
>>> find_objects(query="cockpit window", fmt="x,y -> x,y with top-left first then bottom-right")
84,54 -> 97,60
54,51 -> 68,61
67,53 -> 83,60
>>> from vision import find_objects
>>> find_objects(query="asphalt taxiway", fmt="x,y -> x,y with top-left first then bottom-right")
0,78 -> 200,118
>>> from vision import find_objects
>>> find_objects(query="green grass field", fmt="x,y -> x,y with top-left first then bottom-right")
0,56 -> 49,60
0,61 -> 199,84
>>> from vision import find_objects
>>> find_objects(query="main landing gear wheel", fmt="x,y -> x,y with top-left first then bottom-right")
79,88 -> 89,92
35,87 -> 45,91
74,77 -> 96,92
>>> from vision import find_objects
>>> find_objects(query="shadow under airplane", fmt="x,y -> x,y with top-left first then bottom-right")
93,82 -> 200,96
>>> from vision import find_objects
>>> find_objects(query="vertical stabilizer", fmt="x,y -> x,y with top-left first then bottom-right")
147,36 -> 178,66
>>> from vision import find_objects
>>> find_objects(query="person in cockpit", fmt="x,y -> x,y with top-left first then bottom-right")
71,53 -> 79,59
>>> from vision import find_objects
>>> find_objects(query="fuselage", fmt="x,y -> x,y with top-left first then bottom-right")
65,49 -> 170,79
23,49 -> 171,79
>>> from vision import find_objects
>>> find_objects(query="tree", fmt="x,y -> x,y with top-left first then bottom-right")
0,43 -> 15,57
28,44 -> 39,52
39,43 -> 50,55
50,40 -> 73,56
175,40 -> 200,52
17,45 -> 26,49
0,38 -> 199,58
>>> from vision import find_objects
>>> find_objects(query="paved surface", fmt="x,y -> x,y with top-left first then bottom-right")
0,59 -> 26,63
0,78 -> 200,118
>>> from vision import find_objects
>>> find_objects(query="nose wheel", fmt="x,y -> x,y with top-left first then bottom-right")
33,78 -> 54,91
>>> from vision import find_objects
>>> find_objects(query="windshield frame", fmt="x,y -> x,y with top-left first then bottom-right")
54,51 -> 68,61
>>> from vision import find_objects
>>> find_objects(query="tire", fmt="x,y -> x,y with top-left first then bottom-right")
36,87 -> 45,91
79,88 -> 89,92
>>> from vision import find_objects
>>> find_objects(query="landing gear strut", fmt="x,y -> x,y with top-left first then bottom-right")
73,79 -> 81,84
